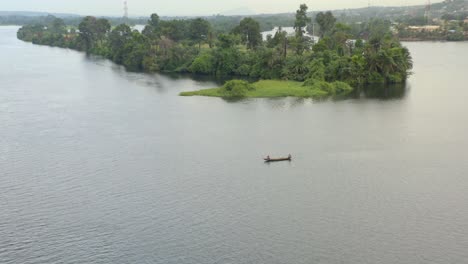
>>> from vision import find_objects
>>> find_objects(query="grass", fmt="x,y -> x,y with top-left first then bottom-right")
180,80 -> 332,98
180,87 -> 222,97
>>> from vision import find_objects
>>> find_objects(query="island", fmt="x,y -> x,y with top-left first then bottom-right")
180,80 -> 353,98
17,4 -> 414,99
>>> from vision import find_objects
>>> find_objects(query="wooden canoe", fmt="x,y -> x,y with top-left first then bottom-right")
264,156 -> 292,162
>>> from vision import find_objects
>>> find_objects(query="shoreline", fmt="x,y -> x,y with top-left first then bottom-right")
180,80 -> 354,99
399,38 -> 468,42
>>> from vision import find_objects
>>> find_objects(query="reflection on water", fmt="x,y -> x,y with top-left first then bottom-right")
219,82 -> 408,104
359,82 -> 408,99
85,53 -> 258,89
84,49 -> 409,101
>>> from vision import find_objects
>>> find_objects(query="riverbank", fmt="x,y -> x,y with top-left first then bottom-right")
180,79 -> 353,98
400,37 -> 468,41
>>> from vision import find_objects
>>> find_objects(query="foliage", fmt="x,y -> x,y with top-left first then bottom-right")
446,31 -> 465,41
219,80 -> 254,98
108,24 -> 132,64
189,18 -> 211,49
142,14 -> 161,39
331,81 -> 353,94
316,11 -> 337,37
17,6 -> 413,96
233,18 -> 262,50
282,55 -> 309,81
306,59 -> 326,81
121,32 -> 151,71
189,51 -> 214,74
292,4 -> 311,55
303,80 -> 353,95
181,79 -> 350,98
216,33 -> 240,49
294,4 -> 311,38
248,47 -> 285,79
77,16 -> 111,53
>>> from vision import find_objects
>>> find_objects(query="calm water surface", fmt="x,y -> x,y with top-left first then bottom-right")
1,26 -> 468,264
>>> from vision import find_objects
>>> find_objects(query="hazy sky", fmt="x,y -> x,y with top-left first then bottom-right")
1,0 -> 441,16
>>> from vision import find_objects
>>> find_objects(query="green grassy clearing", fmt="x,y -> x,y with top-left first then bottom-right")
180,79 -> 351,99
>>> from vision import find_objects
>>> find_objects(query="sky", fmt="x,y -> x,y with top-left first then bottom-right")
0,0 -> 440,16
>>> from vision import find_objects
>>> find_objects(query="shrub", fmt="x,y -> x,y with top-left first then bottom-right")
282,55 -> 309,81
312,81 -> 335,94
303,78 -> 318,87
306,60 -> 326,81
304,80 -> 353,96
189,52 -> 214,74
142,55 -> 159,72
367,71 -> 385,84
332,81 -> 353,94
387,73 -> 403,83
220,80 -> 254,98
236,64 -> 251,76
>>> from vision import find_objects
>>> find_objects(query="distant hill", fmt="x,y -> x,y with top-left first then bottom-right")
219,7 -> 256,16
1,0 -> 465,28
0,11 -> 80,18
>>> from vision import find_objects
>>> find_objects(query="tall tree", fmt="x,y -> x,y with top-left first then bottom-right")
159,20 -> 190,42
77,16 -> 110,52
49,18 -> 66,34
108,24 -> 132,63
96,18 -> 111,44
236,18 -> 262,50
189,18 -> 211,50
122,31 -> 151,71
142,13 -> 161,39
216,34 -> 240,49
293,4 -> 311,55
294,4 -> 310,37
272,27 -> 288,58
78,16 -> 98,52
316,11 -> 337,37
149,13 -> 160,27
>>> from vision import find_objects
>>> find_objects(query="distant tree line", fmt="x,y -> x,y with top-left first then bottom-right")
17,4 -> 413,87
0,14 -> 141,26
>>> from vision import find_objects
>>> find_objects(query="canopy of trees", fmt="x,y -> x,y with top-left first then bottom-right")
17,4 -> 414,91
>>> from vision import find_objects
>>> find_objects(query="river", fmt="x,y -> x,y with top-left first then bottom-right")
1,26 -> 468,264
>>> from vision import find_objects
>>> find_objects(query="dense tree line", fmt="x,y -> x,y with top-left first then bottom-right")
17,4 -> 413,88
1,14 -> 142,27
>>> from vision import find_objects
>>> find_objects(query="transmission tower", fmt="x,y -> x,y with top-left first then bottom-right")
424,0 -> 431,24
123,1 -> 129,20
368,0 -> 373,18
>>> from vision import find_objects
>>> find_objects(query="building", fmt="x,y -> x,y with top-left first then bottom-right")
261,27 -> 320,43
407,25 -> 441,32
